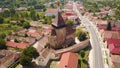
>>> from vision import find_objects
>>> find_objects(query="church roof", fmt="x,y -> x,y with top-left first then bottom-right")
52,12 -> 65,28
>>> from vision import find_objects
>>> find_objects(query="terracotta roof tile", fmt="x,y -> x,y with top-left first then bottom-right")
58,52 -> 78,68
6,41 -> 29,49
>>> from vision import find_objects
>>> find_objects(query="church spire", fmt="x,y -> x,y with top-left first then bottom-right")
56,1 -> 60,12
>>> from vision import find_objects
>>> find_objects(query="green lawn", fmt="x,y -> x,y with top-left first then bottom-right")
50,61 -> 59,68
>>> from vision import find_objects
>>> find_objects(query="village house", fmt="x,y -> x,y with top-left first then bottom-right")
6,35 -> 36,47
63,1 -> 73,11
100,30 -> 120,40
62,11 -> 79,25
106,38 -> 120,54
58,52 -> 78,68
33,45 -> 58,66
45,8 -> 58,16
111,55 -> 120,68
16,28 -> 27,37
6,41 -> 29,49
97,24 -> 120,31
27,29 -> 41,37
0,50 -> 21,68
42,24 -> 52,36
48,11 -> 75,49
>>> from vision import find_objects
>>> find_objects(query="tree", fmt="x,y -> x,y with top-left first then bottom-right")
66,19 -> 74,26
23,22 -> 30,29
106,22 -> 112,30
0,16 -> 4,24
43,16 -> 52,24
20,55 -> 32,66
80,50 -> 85,58
0,33 -> 6,39
0,39 -> 7,49
9,8 -> 16,16
2,10 -> 10,17
23,46 -> 39,59
75,26 -> 87,41
14,38 -> 20,43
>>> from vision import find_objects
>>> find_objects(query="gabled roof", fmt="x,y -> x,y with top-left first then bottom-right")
102,31 -> 120,40
108,44 -> 120,54
107,38 -> 120,45
58,52 -> 78,68
46,8 -> 58,13
52,12 -> 65,28
6,41 -> 29,49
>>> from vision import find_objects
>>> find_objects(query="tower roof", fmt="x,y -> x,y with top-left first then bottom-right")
52,12 -> 65,28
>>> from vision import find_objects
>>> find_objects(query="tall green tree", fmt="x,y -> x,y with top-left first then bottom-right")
0,39 -> 7,49
75,26 -> 87,41
0,17 -> 4,24
20,55 -> 32,66
0,33 -> 6,39
106,22 -> 112,30
23,22 -> 30,29
23,46 -> 39,59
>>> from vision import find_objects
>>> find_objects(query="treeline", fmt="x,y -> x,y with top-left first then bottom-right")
0,0 -> 50,8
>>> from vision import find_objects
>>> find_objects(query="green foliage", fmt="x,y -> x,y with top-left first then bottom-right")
66,19 -> 74,26
0,17 -> 4,24
9,8 -> 16,16
75,26 -> 87,41
20,55 -> 32,66
43,16 -> 52,24
0,39 -> 7,50
0,33 -> 6,39
80,50 -> 85,58
20,46 -> 39,66
106,22 -> 112,31
78,46 -> 90,68
14,39 -> 20,43
83,2 -> 100,13
23,46 -> 39,59
23,22 -> 30,29
34,4 -> 45,10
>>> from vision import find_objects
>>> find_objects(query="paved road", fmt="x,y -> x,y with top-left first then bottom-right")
73,2 -> 104,68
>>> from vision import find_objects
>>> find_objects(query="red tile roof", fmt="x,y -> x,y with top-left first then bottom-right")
108,44 -> 120,54
112,26 -> 120,31
102,31 -> 120,40
27,30 -> 40,37
62,11 -> 78,19
97,24 -> 107,30
111,55 -> 120,68
97,24 -> 120,31
58,52 -> 78,68
107,38 -> 120,45
6,41 -> 29,49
